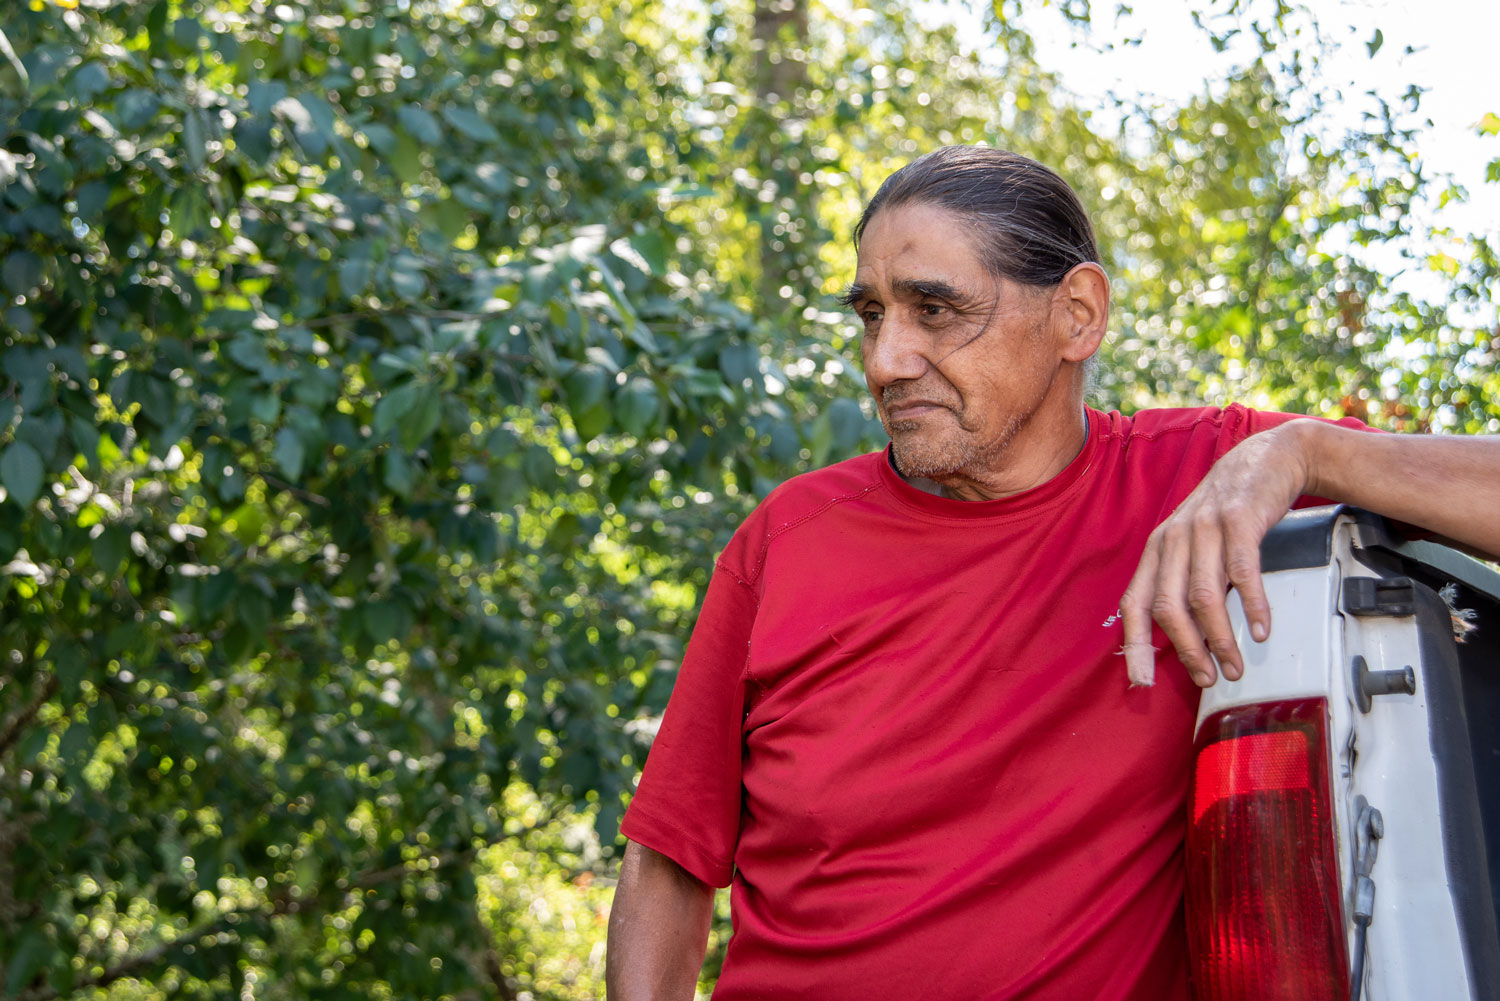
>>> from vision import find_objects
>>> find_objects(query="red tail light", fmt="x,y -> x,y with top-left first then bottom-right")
1186,699 -> 1349,1001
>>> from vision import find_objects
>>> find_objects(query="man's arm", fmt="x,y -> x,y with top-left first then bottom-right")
606,840 -> 715,1000
1120,419 -> 1500,687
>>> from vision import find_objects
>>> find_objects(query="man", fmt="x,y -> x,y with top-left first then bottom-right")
604,146 -> 1500,1000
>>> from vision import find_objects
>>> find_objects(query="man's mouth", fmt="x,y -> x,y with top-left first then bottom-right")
886,401 -> 948,422
882,391 -> 956,424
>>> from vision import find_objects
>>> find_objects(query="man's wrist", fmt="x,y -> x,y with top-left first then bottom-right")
1279,417 -> 1329,501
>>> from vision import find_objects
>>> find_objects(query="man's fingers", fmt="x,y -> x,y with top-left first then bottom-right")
1225,530 -> 1271,646
1121,539 -> 1161,687
1191,580 -> 1242,682
1126,427 -> 1308,691
1123,512 -> 1270,689
1150,525 -> 1218,687
1186,518 -> 1241,683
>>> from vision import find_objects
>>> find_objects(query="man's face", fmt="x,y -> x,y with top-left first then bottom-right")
846,201 -> 1065,484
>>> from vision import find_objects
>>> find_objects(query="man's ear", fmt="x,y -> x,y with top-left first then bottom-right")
1053,262 -> 1110,363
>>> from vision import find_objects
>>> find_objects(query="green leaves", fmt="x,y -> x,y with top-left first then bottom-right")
388,253 -> 427,301
116,88 -> 160,129
442,105 -> 501,144
1,0 -> 1490,998
563,364 -> 608,412
826,397 -> 869,453
1,441 -> 43,507
2,250 -> 42,295
719,342 -> 760,388
0,27 -> 27,91
397,103 -> 442,144
374,380 -> 441,449
339,253 -> 373,295
93,524 -> 129,573
382,447 -> 414,496
615,378 -> 660,437
72,60 -> 109,102
246,80 -> 286,118
373,381 -> 420,435
273,427 -> 305,480
183,106 -> 207,171
403,392 -> 442,451
5,923 -> 49,998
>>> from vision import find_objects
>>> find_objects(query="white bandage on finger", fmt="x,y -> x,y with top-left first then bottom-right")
1119,642 -> 1159,688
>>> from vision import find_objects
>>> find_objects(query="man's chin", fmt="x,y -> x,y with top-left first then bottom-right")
889,437 -> 968,480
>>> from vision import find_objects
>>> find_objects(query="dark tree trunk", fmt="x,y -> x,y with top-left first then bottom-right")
751,0 -> 810,310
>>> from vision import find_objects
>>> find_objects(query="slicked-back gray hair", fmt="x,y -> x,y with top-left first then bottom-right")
855,146 -> 1100,289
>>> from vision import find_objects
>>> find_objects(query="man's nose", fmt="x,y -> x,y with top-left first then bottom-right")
863,315 -> 931,385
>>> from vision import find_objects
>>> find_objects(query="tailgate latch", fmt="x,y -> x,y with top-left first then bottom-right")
1344,576 -> 1417,616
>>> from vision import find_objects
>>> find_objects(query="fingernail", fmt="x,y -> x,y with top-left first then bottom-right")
1251,622 -> 1268,642
1194,671 -> 1213,687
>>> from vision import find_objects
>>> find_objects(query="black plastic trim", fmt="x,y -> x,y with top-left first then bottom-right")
1260,504 -> 1345,572
1410,580 -> 1500,1000
1259,504 -> 1398,573
1260,507 -> 1500,595
1393,539 -> 1500,605
1343,576 -> 1417,617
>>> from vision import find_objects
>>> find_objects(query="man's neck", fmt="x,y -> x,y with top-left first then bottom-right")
899,401 -> 1090,502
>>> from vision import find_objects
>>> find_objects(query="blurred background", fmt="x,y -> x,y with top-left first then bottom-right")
0,0 -> 1495,997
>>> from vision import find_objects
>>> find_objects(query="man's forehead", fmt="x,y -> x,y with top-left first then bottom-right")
853,205 -> 987,289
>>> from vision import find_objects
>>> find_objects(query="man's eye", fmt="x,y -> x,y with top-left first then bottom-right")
860,309 -> 883,324
919,302 -> 947,317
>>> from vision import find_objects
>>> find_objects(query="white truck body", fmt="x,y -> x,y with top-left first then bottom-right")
1191,507 -> 1500,1001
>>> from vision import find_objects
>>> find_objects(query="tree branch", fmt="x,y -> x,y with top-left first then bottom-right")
0,675 -> 59,761
301,307 -> 523,340
259,472 -> 331,507
15,896 -> 302,1001
17,829 -> 514,1001
349,835 -> 497,891
485,948 -> 518,1001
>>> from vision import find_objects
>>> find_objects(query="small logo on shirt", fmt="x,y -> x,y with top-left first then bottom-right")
1101,608 -> 1122,628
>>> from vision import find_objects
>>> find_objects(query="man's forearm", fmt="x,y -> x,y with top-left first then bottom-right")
606,840 -> 715,1000
1297,420 -> 1500,560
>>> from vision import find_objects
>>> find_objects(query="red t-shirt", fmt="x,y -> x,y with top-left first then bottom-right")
621,405 -> 1365,1000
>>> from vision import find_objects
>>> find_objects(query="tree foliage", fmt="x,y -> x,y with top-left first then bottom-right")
0,1 -> 869,995
0,0 -> 1494,998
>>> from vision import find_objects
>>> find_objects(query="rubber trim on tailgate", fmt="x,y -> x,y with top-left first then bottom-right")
1411,580 -> 1500,1001
1260,505 -> 1344,572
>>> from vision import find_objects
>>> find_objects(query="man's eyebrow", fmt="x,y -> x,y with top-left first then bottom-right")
837,278 -> 970,309
892,278 -> 967,301
837,283 -> 868,309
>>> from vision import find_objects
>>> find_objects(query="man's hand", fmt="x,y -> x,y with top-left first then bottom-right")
1122,418 -> 1500,689
1120,422 -> 1312,688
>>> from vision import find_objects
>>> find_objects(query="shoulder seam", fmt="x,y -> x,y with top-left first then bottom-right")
711,560 -> 761,607
1102,408 -> 1234,445
746,480 -> 883,586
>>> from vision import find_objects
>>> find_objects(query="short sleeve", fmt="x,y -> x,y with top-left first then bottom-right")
619,562 -> 758,887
